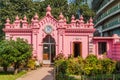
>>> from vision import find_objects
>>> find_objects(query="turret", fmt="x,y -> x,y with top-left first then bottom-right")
89,17 -> 94,28
5,18 -> 11,28
22,15 -> 28,28
79,15 -> 84,28
59,12 -> 64,22
13,15 -> 20,28
31,13 -> 39,28
71,15 -> 75,23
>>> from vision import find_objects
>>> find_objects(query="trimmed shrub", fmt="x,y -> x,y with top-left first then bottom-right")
83,54 -> 99,75
55,54 -> 117,79
54,53 -> 65,60
101,58 -> 116,74
27,59 -> 35,70
66,57 -> 83,75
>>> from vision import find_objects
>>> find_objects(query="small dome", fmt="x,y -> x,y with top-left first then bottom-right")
34,13 -> 39,19
59,13 -> 64,19
46,5 -> 51,12
6,18 -> 10,23
15,15 -> 19,20
71,15 -> 75,20
24,15 -> 27,20
31,18 -> 34,22
86,21 -> 89,25
64,18 -> 67,22
89,17 -> 93,22
80,15 -> 83,20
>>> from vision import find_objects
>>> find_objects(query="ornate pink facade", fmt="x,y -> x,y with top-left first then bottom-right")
3,5 -> 120,64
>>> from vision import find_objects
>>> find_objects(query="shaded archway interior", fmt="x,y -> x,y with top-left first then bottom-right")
43,35 -> 56,63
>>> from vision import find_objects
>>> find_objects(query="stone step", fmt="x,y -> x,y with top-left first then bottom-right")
42,64 -> 54,67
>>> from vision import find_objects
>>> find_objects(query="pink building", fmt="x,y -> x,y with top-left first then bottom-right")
3,5 -> 120,64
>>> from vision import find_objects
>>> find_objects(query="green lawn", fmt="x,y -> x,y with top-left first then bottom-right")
0,71 -> 26,80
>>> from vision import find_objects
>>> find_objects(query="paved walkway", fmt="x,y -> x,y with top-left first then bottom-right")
17,67 -> 54,80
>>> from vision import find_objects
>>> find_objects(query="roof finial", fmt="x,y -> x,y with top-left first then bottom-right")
80,15 -> 83,20
59,12 -> 64,20
15,15 -> 19,20
71,15 -> 76,23
31,18 -> 34,22
6,18 -> 10,23
23,15 -> 27,20
34,13 -> 39,19
71,15 -> 75,20
46,5 -> 51,12
89,17 -> 93,22
5,18 -> 11,28
46,5 -> 52,16
89,17 -> 94,27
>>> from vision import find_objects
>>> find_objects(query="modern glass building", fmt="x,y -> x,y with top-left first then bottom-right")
92,0 -> 120,36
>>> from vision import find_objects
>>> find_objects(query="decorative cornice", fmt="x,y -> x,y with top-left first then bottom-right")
3,28 -> 32,33
93,37 -> 120,40
65,29 -> 95,33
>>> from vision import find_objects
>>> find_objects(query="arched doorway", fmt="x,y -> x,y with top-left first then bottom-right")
43,35 -> 56,64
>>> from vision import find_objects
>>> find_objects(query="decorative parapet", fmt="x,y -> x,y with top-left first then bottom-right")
4,5 -> 95,34
69,15 -> 94,30
4,15 -> 30,29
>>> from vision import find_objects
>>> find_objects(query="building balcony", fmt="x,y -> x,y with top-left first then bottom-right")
102,18 -> 120,32
96,0 -> 114,15
94,3 -> 120,28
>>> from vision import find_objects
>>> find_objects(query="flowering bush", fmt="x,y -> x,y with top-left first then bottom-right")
55,54 -> 117,78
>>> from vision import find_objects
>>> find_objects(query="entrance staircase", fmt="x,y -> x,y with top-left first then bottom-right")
42,64 -> 54,67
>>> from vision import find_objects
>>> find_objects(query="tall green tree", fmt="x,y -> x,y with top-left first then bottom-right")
68,0 -> 95,21
79,4 -> 95,21
0,38 -> 32,74
0,0 -> 42,38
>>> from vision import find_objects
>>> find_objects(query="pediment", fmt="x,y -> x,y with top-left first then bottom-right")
39,15 -> 58,28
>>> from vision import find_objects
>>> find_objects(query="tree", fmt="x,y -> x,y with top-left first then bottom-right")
0,40 -> 12,71
11,38 -> 32,74
0,38 -> 32,74
79,4 -> 95,21
0,0 -> 42,38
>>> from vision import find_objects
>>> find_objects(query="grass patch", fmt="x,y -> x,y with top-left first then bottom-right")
0,70 -> 26,80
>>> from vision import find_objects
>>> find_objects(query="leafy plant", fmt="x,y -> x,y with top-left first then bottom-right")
27,58 -> 35,70
55,54 -> 117,80
0,38 -> 32,74
54,53 -> 65,60
101,58 -> 116,74
83,54 -> 99,75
